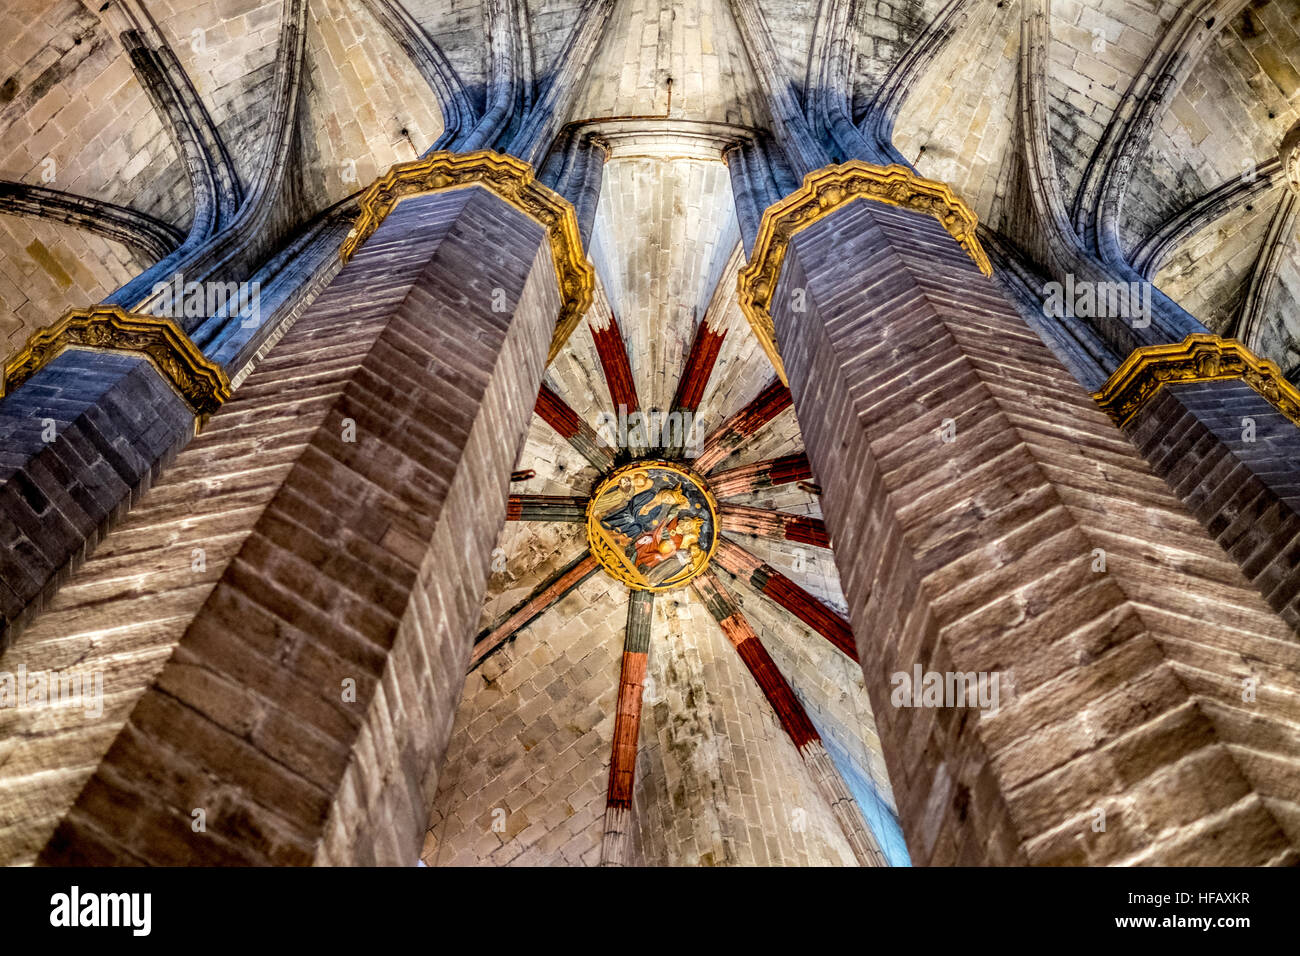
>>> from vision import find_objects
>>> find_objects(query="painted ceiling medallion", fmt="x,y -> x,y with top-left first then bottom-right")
586,460 -> 719,591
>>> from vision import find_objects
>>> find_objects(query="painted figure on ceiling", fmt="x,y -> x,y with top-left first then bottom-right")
600,479 -> 689,541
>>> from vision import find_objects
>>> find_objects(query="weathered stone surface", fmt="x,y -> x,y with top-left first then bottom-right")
0,349 -> 194,649
4,185 -> 558,865
772,195 -> 1300,866
1127,379 -> 1300,635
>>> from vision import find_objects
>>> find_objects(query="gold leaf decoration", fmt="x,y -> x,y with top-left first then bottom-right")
737,160 -> 992,385
342,150 -> 596,365
1,306 -> 230,417
1094,333 -> 1300,428
585,460 -> 720,593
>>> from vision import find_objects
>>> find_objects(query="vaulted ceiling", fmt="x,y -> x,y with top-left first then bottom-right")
2,0 -> 1298,865
4,0 -> 1298,367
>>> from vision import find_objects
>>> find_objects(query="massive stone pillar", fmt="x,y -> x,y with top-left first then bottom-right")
0,211 -> 349,652
1014,126 -> 1300,631
1,153 -> 593,866
738,161 -> 1300,865
1086,142 -> 1300,633
1097,341 -> 1300,635
0,312 -> 227,649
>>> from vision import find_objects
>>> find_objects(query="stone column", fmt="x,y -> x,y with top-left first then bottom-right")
0,311 -> 227,650
9,153 -> 592,866
1099,344 -> 1300,635
739,161 -> 1300,866
1086,129 -> 1300,630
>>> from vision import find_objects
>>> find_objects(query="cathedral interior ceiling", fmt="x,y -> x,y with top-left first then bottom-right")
1,0 -> 1299,867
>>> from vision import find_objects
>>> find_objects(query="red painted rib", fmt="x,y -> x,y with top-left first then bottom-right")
709,453 -> 812,498
672,321 -> 727,414
713,538 -> 857,661
694,571 -> 819,751
606,651 -> 648,810
591,312 -> 639,414
732,631 -> 819,751
472,554 -> 600,666
692,379 -> 792,473
535,383 -> 583,438
506,495 -> 586,521
719,503 -> 831,548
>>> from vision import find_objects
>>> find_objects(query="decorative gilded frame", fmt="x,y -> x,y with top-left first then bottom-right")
585,459 -> 720,593
737,160 -> 992,385
1,305 -> 230,417
1094,333 -> 1300,428
341,150 -> 596,364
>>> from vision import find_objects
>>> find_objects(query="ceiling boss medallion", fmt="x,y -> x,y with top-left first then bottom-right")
586,460 -> 719,592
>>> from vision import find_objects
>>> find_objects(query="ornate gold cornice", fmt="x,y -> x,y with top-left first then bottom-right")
1094,333 -> 1300,428
1,306 -> 230,417
341,150 -> 596,364
737,160 -> 992,385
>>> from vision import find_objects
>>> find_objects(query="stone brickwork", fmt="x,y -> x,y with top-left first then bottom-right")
633,595 -> 858,865
0,349 -> 194,649
506,414 -> 602,502
1124,1 -> 1300,253
0,0 -> 188,227
3,185 -> 558,865
426,507 -> 883,865
848,0 -> 942,119
1126,378 -> 1300,633
765,0 -> 817,104
543,279 -> 622,438
719,525 -> 845,618
892,0 -> 1020,225
771,195 -> 1300,865
571,0 -> 760,126
1044,0 -> 1171,208
694,246 -> 778,437
423,571 -> 626,867
402,0 -> 490,105
699,404 -> 804,477
297,0 -> 445,213
150,0 -> 285,187
3,0 -> 1299,407
691,567 -> 886,864
1153,187 -> 1284,332
525,0 -> 591,83
726,564 -> 897,823
479,523 -> 590,636
0,214 -> 147,357
588,156 -> 740,415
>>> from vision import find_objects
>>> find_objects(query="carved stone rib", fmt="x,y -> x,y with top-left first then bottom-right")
471,552 -> 601,668
0,181 -> 183,262
1131,159 -> 1283,280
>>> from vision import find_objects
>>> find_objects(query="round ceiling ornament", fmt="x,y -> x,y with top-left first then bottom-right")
585,460 -> 719,592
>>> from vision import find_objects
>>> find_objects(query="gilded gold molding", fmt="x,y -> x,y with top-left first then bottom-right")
1094,333 -> 1300,428
737,160 -> 993,385
1,306 -> 230,417
341,150 -> 596,364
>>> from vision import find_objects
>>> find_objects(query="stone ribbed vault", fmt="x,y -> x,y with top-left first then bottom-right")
2,0 -> 1300,868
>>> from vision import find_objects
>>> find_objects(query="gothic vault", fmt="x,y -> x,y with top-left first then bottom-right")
1,0 -> 1300,867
